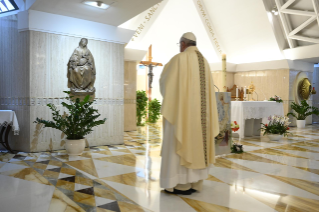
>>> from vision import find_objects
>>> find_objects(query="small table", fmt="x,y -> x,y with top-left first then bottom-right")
231,101 -> 284,139
0,110 -> 19,153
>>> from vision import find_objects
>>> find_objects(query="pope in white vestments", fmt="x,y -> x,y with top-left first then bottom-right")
160,32 -> 219,195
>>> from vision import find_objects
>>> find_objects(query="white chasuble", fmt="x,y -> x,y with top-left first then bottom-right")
160,46 -> 219,189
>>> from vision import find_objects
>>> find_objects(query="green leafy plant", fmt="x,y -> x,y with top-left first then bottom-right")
260,115 -> 291,137
34,91 -> 106,139
147,98 -> 161,123
136,90 -> 148,126
287,100 -> 319,120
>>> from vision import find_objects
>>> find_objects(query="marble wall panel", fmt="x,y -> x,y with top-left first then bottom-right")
211,72 -> 234,92
28,31 -> 124,151
234,69 -> 290,114
0,16 -> 31,152
124,61 -> 137,131
1,25 -> 125,152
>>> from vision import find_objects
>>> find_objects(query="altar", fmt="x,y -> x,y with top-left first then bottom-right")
231,101 -> 284,139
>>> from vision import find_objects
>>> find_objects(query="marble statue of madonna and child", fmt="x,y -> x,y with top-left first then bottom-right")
67,38 -> 96,95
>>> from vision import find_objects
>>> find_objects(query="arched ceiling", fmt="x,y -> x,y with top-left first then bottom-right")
121,0 -> 285,64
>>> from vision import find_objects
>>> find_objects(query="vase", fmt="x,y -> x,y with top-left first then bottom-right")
65,139 -> 86,156
296,120 -> 306,129
267,134 -> 283,141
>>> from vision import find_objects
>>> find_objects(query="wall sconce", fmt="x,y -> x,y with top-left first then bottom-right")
271,5 -> 279,15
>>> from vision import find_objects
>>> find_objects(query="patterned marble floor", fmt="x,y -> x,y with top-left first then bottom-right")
1,123 -> 319,212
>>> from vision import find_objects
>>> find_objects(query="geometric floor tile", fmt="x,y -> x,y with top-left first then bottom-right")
0,163 -> 28,172
58,173 -> 74,179
3,123 -> 319,212
75,183 -> 92,191
77,187 -> 95,196
98,201 -> 121,212
245,188 -> 319,212
48,188 -> 85,212
0,175 -> 55,212
74,191 -> 96,206
181,197 -> 245,212
95,196 -> 116,207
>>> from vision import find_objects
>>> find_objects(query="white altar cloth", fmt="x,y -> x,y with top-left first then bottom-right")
231,101 -> 284,139
0,110 -> 19,135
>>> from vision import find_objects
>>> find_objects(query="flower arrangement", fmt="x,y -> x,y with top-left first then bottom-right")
269,95 -> 283,103
231,143 -> 244,154
260,115 -> 291,137
231,121 -> 239,132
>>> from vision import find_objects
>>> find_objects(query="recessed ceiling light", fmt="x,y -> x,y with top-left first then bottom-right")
83,1 -> 110,9
0,0 -> 19,14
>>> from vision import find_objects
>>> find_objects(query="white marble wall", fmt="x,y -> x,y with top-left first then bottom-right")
29,31 -> 124,152
234,69 -> 290,114
0,16 -> 31,151
124,61 -> 137,132
0,17 -> 125,152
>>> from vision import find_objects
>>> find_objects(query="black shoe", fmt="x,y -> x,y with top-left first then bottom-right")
189,189 -> 197,193
164,189 -> 193,195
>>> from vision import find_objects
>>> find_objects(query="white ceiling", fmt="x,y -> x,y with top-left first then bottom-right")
202,0 -> 284,63
30,0 -> 162,26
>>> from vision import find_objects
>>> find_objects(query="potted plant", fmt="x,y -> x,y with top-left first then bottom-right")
260,115 -> 291,141
269,95 -> 283,103
136,90 -> 148,126
147,98 -> 161,123
287,100 -> 319,128
34,91 -> 106,155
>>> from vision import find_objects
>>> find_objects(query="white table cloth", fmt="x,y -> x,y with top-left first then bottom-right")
231,101 -> 284,139
0,110 -> 19,135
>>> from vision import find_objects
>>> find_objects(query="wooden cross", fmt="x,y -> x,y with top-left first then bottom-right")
140,45 -> 163,101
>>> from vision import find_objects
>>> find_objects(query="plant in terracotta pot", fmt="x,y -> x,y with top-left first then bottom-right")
260,115 -> 291,141
34,91 -> 106,155
287,100 -> 319,128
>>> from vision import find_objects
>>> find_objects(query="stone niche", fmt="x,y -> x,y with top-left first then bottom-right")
0,16 -> 125,152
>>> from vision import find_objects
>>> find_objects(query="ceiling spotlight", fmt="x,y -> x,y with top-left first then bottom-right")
83,1 -> 110,9
271,5 -> 278,15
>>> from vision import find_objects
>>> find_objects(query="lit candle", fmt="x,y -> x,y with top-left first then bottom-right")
236,86 -> 238,98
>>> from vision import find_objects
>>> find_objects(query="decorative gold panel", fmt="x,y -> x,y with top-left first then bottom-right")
298,78 -> 312,100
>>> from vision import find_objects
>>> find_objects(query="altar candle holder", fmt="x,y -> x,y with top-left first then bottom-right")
235,98 -> 240,101
243,97 -> 248,101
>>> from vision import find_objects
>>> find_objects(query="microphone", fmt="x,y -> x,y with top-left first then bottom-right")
214,85 -> 220,92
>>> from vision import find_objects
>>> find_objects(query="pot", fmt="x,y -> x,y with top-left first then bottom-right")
65,139 -> 86,156
267,134 -> 283,141
296,120 -> 306,129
